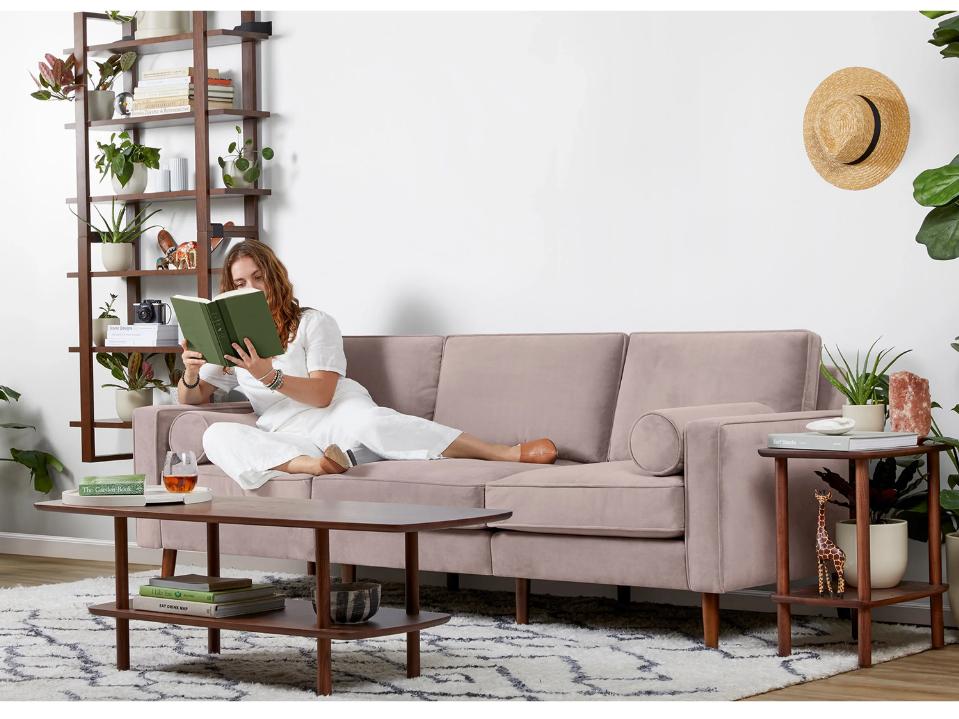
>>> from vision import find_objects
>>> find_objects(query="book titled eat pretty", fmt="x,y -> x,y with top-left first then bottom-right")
171,288 -> 284,366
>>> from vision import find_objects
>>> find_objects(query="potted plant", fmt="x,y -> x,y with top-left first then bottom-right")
86,51 -> 137,121
70,199 -> 161,271
30,51 -> 136,121
96,352 -> 166,421
816,456 -> 925,588
95,131 -> 161,194
93,293 -> 121,346
819,339 -> 911,432
218,125 -> 274,189
0,384 -> 65,494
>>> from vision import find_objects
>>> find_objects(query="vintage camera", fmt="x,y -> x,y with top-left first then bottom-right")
133,299 -> 170,324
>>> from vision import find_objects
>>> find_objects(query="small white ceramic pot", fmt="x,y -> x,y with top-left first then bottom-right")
100,243 -> 134,272
134,11 -> 190,39
835,518 -> 908,588
92,317 -> 120,345
113,163 -> 148,195
116,389 -> 153,421
841,404 -> 886,432
87,90 -> 116,121
222,159 -> 255,189
947,533 -> 959,623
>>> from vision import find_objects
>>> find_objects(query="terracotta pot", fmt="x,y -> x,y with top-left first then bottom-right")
92,317 -> 120,345
116,389 -> 153,421
112,162 -> 148,195
100,243 -> 134,272
87,90 -> 115,121
835,518 -> 908,588
841,404 -> 886,432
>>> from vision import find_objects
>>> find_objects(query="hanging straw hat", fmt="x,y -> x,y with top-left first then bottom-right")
803,67 -> 909,190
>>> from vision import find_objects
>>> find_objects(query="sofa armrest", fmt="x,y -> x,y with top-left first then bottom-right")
683,409 -> 845,594
132,402 -> 253,485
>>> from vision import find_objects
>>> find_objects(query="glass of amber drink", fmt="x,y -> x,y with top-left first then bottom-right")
163,451 -> 198,493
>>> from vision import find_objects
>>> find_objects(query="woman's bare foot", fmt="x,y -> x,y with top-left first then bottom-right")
272,446 -> 350,475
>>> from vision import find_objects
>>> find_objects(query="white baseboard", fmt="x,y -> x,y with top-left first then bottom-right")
1,532 -> 953,628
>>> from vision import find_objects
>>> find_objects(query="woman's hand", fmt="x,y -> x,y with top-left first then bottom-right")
179,339 -> 206,383
224,338 -> 274,381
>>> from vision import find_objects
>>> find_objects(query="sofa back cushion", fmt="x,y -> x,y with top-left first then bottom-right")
607,330 -> 822,461
343,336 -> 444,420
432,333 -> 627,463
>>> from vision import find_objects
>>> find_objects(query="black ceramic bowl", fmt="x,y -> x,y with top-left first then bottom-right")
313,581 -> 381,624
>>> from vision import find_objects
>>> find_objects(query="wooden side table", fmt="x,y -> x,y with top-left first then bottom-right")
757,442 -> 948,668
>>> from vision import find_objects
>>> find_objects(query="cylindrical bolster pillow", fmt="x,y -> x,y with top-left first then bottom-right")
168,410 -> 257,464
629,402 -> 774,475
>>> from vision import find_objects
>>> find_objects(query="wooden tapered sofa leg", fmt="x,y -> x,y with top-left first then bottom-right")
160,548 -> 177,577
617,585 -> 631,605
307,561 -> 316,576
702,592 -> 720,648
446,572 -> 460,591
516,578 -> 530,624
340,563 -> 357,583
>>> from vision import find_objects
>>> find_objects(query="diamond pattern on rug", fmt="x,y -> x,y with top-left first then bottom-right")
0,568 -> 953,700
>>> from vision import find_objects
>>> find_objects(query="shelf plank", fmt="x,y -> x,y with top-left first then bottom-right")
67,269 -> 202,278
88,600 -> 449,640
771,580 -> 948,609
70,419 -> 132,429
66,188 -> 271,204
89,453 -> 134,462
69,346 -> 182,354
66,109 -> 270,131
66,28 -> 271,57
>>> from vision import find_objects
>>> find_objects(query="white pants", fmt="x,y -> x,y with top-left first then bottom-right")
202,391 -> 463,490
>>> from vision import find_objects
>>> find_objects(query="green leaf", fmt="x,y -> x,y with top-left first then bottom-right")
217,156 -> 225,169
223,174 -> 234,187
260,147 -> 274,160
941,489 -> 959,511
228,142 -> 237,154
7,448 -> 64,494
0,385 -> 21,402
922,11 -> 955,19
913,164 -> 959,206
931,15 -> 959,44
0,422 -> 35,430
119,51 -> 137,72
941,42 -> 959,56
243,166 -> 259,183
916,202 -> 959,259
234,157 -> 250,172
30,90 -> 52,100
235,125 -> 242,134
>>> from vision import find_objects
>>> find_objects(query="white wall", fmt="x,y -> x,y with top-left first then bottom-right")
2,11 -> 958,576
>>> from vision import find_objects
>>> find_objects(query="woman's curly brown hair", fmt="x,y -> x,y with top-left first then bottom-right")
220,240 -> 303,350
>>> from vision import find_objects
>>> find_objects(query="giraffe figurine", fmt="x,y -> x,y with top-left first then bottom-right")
814,489 -> 846,596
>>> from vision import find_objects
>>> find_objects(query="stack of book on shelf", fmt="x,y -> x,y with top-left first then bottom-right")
62,474 -> 145,506
767,431 -> 920,451
132,575 -> 286,618
131,67 -> 234,116
106,323 -> 179,347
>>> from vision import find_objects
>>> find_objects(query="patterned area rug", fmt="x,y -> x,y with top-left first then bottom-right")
0,567 -> 953,700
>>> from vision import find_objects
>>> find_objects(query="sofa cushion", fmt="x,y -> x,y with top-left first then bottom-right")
311,457 -> 576,511
630,402 -> 772,475
432,333 -> 627,463
343,336 -> 444,419
485,461 -> 684,539
607,330 -> 822,461
168,409 -> 257,464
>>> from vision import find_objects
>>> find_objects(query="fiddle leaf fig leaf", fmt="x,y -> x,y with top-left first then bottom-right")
0,385 -> 21,402
941,41 -> 959,56
916,201 -> 959,259
931,14 -> 959,44
922,11 -> 955,19
914,164 -> 959,206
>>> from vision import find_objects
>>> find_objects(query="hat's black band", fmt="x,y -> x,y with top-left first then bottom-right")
845,95 -> 881,166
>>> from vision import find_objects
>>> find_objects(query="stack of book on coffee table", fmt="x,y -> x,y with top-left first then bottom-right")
132,575 -> 285,618
767,431 -> 919,451
62,474 -> 145,506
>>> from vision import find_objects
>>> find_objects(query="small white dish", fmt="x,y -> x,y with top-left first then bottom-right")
805,417 -> 857,435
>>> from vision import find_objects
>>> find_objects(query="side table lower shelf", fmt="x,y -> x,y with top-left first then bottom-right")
89,599 -> 450,640
772,581 -> 947,609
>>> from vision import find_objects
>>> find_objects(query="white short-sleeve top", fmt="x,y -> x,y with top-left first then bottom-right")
198,308 -> 370,431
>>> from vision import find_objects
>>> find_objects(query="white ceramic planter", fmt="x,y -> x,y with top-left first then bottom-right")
223,158 -> 255,189
100,243 -> 134,272
841,404 -> 886,432
87,90 -> 115,121
116,389 -> 153,421
948,533 -> 959,623
134,11 -> 190,39
92,317 -> 120,345
112,163 -> 148,195
835,518 -> 908,588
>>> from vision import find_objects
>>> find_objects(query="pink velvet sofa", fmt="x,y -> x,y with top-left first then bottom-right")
133,329 -> 843,646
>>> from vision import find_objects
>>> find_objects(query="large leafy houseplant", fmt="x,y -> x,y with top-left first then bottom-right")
96,352 -> 166,392
816,457 -> 926,526
94,131 -> 161,188
819,339 -> 911,406
0,385 -> 65,494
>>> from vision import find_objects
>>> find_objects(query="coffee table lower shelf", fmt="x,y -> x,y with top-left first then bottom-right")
88,599 -> 450,639
771,581 -> 947,609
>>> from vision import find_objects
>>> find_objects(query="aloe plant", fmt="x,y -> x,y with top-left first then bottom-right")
70,199 -> 161,243
819,339 -> 911,406
0,384 -> 66,494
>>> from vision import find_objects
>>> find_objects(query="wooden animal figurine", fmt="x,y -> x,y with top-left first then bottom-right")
155,223 -> 232,270
814,489 -> 846,596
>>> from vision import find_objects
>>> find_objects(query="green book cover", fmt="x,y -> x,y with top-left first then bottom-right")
171,289 -> 284,367
139,583 -> 274,603
81,474 -> 146,485
79,484 -> 144,496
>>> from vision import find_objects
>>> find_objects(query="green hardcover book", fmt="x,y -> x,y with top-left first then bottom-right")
81,474 -> 146,485
171,288 -> 284,367
139,583 -> 274,603
78,484 -> 144,496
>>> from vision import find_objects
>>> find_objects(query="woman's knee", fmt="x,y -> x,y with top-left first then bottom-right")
201,421 -> 249,459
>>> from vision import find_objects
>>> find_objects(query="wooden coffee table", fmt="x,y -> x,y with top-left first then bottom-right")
35,496 -> 510,695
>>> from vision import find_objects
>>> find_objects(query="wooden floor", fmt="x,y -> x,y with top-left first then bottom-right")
2,553 -> 956,700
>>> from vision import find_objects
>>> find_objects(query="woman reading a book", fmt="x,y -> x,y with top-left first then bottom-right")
177,240 -> 556,489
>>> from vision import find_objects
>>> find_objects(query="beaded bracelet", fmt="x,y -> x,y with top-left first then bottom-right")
181,374 -> 200,389
266,368 -> 284,391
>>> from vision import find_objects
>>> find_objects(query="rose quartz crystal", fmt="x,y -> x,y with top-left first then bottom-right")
888,370 -> 931,436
